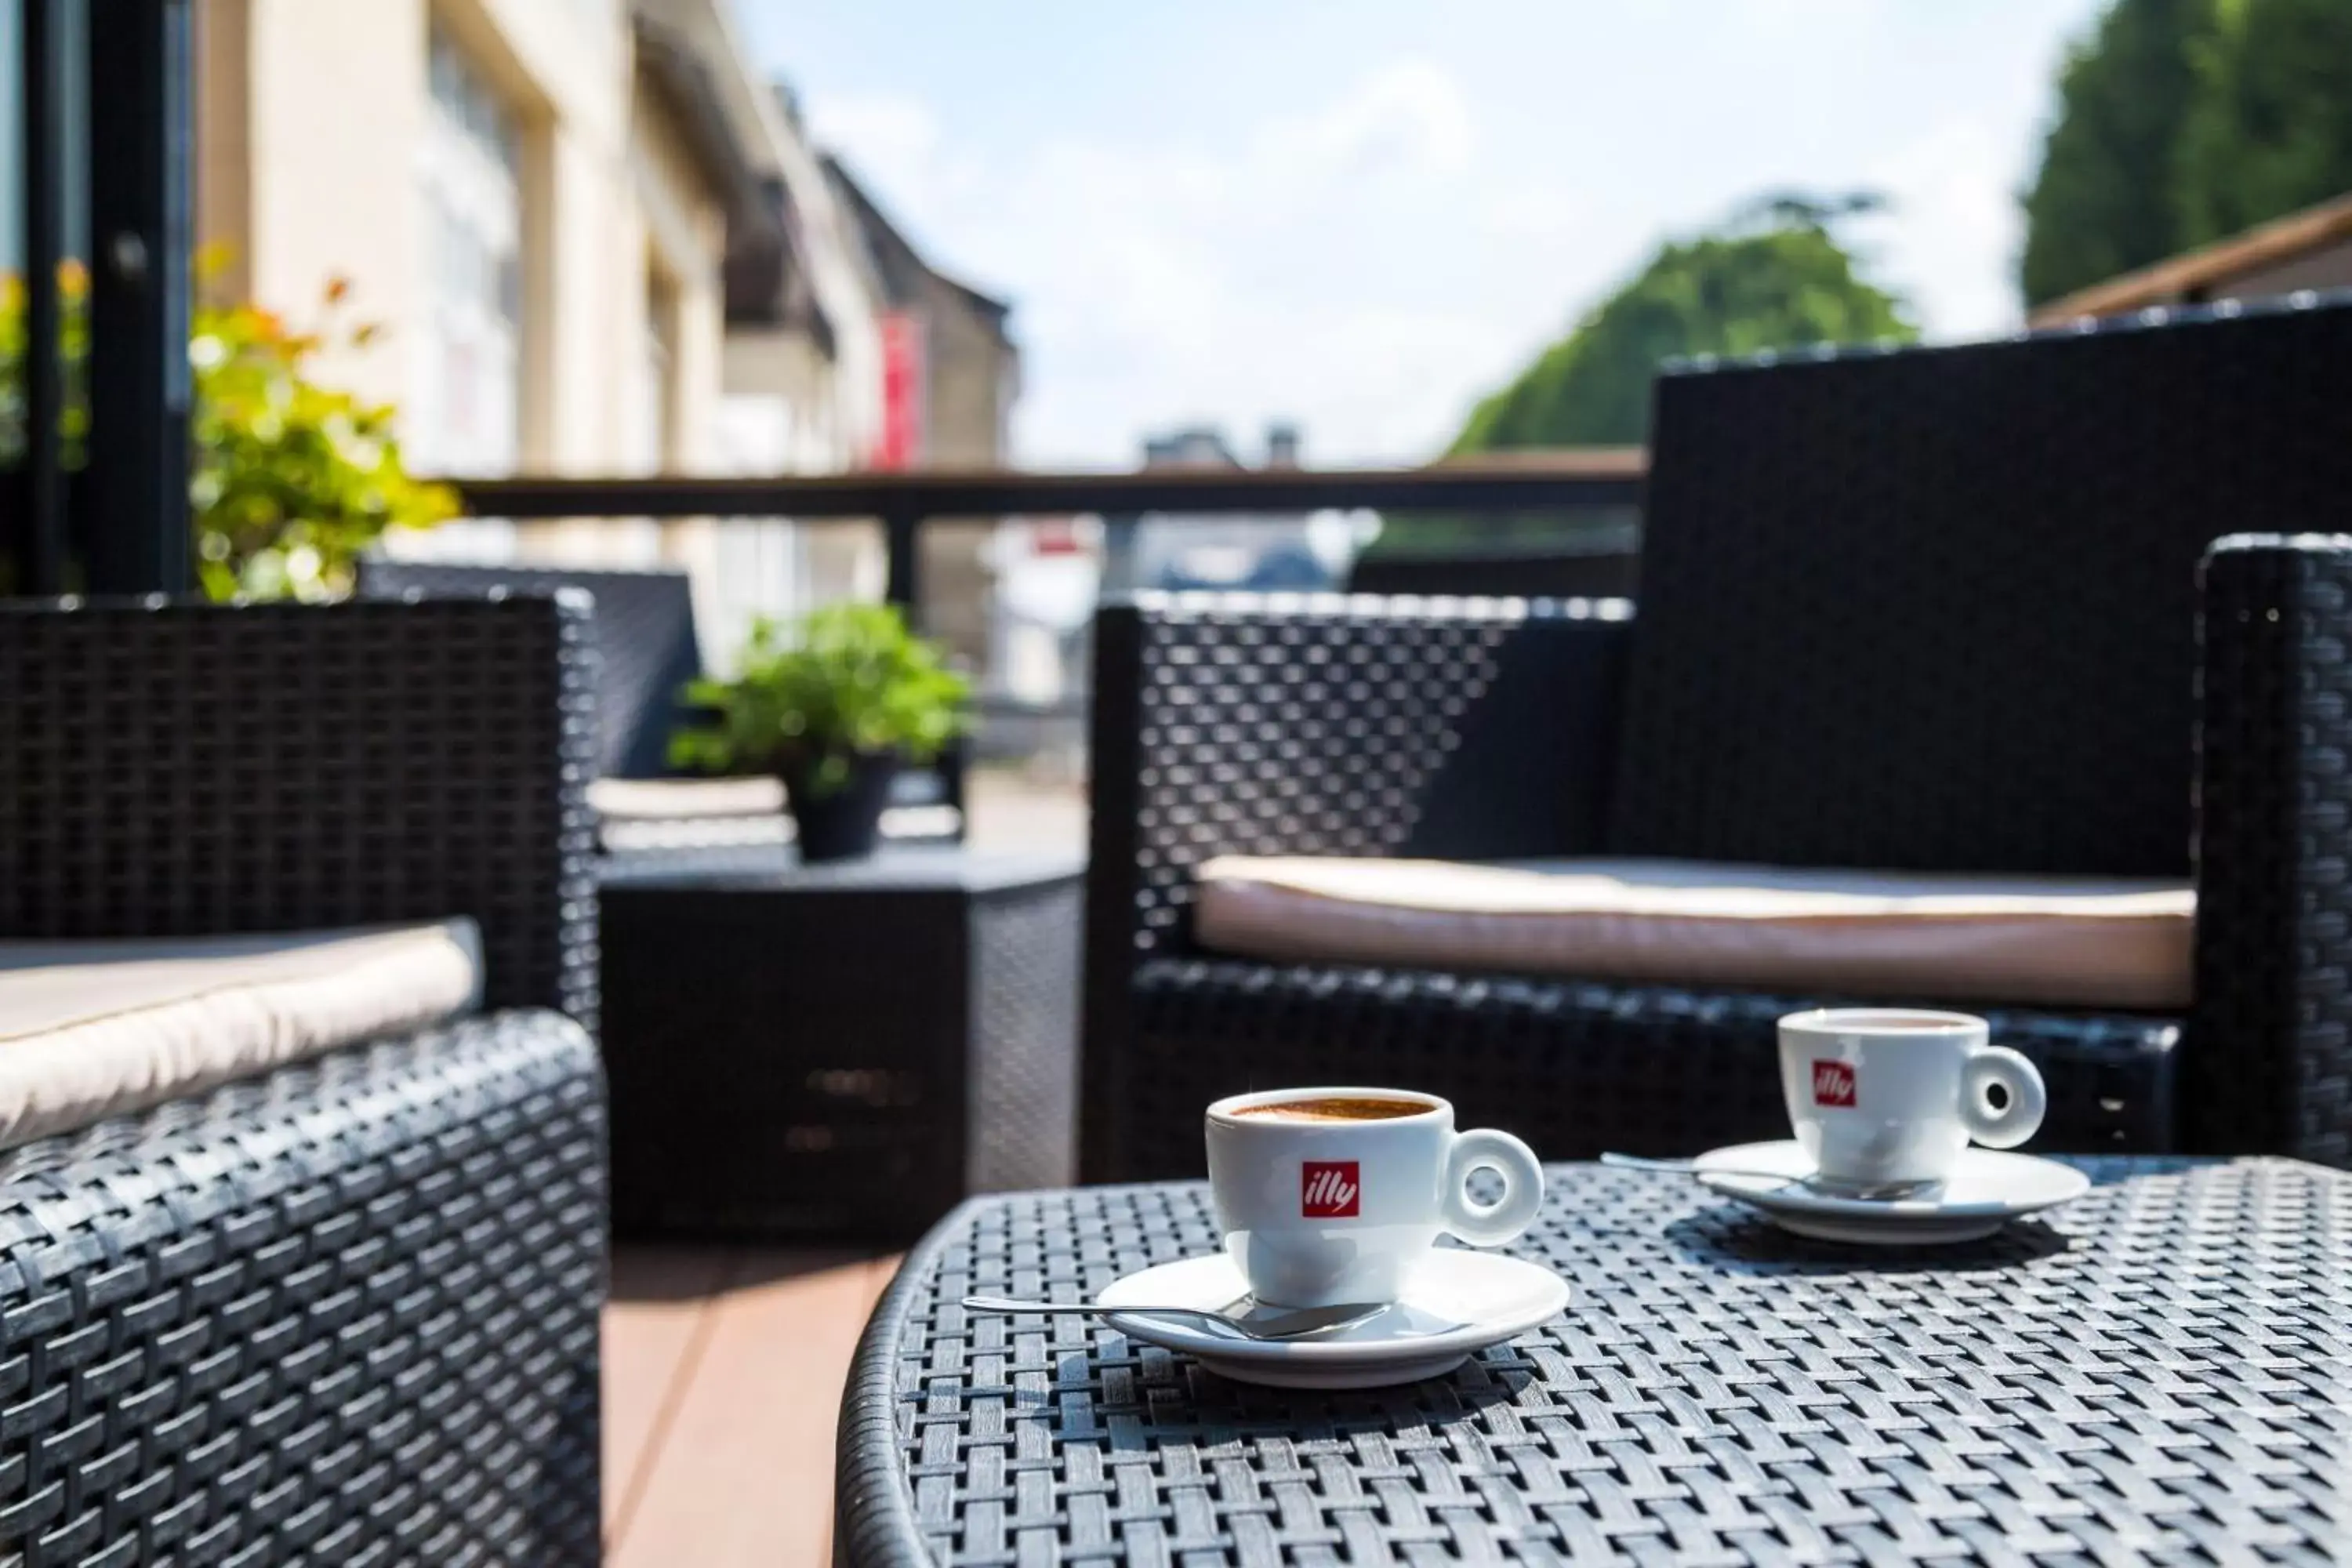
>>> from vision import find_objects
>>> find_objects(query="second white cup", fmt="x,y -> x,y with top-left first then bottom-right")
1778,1008 -> 2046,1185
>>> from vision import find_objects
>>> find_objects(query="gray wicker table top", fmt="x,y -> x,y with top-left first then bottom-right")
836,1158 -> 2352,1566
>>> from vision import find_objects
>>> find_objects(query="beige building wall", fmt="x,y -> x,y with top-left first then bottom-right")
915,298 -> 1018,675
196,0 -> 727,493
200,0 -> 429,412
625,68 -> 726,474
919,299 -> 1017,466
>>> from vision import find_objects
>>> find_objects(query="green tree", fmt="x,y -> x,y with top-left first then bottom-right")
1449,212 -> 1911,456
2017,0 -> 2216,307
1377,206 -> 1910,553
2177,0 -> 2352,244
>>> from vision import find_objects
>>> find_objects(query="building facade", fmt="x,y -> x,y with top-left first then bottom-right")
199,0 -> 728,489
825,158 -> 1021,671
193,0 -> 907,670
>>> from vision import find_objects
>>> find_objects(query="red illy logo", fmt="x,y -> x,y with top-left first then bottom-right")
1813,1060 -> 1857,1108
1301,1161 -> 1360,1218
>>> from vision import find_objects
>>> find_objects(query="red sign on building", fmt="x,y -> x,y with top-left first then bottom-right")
875,311 -> 927,470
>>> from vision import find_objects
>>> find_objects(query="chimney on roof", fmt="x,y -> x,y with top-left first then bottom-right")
771,79 -> 804,129
1142,426 -> 1238,468
1265,422 -> 1301,468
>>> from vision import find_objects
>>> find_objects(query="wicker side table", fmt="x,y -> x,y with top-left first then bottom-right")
600,845 -> 1083,1237
838,1158 -> 2352,1566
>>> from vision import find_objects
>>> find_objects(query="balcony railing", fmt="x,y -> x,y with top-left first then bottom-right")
443,449 -> 1649,613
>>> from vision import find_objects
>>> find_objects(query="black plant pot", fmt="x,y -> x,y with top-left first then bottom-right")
781,750 -> 898,863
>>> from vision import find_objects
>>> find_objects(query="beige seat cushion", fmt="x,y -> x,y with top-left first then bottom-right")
0,921 -> 483,1152
590,775 -> 963,851
1194,857 -> 2194,1010
590,775 -> 786,821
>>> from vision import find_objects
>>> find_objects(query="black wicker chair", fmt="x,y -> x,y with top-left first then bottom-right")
358,559 -> 699,780
0,596 -> 604,1566
1083,295 -> 2352,1182
1345,538 -> 1639,599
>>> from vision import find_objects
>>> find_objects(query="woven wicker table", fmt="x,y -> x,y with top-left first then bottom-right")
600,845 -> 1083,1238
837,1158 -> 2352,1565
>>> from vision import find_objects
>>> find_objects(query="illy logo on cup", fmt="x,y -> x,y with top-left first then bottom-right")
1301,1161 -> 1360,1218
1813,1060 -> 1857,1108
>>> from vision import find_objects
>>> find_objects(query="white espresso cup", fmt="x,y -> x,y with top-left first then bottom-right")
1778,1008 -> 2047,1185
1204,1087 -> 1544,1307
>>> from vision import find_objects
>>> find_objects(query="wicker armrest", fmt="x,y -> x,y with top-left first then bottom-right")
2189,535 -> 2352,1161
1081,593 -> 1631,1154
0,597 -> 600,1024
0,1012 -> 604,1563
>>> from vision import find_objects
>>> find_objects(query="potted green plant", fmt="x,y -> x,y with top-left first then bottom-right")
670,604 -> 971,862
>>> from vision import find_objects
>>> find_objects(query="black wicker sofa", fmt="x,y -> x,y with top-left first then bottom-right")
1082,295 -> 2352,1182
0,596 -> 604,1566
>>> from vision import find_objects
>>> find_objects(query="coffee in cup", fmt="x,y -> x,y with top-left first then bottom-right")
1224,1095 -> 1431,1124
1778,1008 -> 2046,1185
1205,1087 -> 1544,1306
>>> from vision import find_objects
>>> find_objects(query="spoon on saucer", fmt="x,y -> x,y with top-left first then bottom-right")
961,1294 -> 1396,1341
1600,1151 -> 1943,1202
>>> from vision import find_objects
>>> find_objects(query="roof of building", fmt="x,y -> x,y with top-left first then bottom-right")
630,10 -> 770,230
1142,427 -> 1246,469
822,156 -> 1015,338
630,0 -> 837,347
2029,187 -> 2352,324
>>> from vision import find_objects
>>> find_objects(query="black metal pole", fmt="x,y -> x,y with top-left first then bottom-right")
883,506 -> 924,627
82,0 -> 193,595
16,0 -> 70,595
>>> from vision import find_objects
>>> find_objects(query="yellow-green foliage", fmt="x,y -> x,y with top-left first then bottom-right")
2,263 -> 456,600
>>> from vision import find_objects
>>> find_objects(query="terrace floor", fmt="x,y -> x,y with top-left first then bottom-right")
605,1244 -> 902,1565
600,768 -> 1086,1564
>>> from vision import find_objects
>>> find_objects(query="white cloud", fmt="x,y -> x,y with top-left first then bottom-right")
810,59 -> 1606,464
1254,60 -> 1475,187
1859,117 -> 2035,340
807,93 -> 939,188
799,7 -> 2085,464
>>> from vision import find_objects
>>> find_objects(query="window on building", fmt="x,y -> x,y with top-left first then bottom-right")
628,267 -> 677,474
412,27 -> 521,477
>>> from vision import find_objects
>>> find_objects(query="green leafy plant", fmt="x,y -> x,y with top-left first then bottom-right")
0,261 -> 91,469
190,279 -> 459,600
670,604 -> 972,797
1,261 -> 457,600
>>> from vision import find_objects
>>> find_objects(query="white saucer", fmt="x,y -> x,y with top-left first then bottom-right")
1094,1250 -> 1570,1388
1693,1140 -> 2092,1243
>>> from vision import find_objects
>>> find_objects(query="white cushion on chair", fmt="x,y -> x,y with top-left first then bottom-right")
0,921 -> 483,1151
589,775 -> 786,820
589,775 -> 965,850
1193,857 -> 2194,1010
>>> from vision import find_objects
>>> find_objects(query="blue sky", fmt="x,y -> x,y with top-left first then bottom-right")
739,0 -> 2109,466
